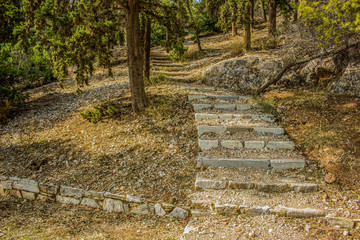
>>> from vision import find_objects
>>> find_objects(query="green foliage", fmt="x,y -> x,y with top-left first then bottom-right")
20,0 -> 121,89
169,37 -> 188,61
0,0 -> 23,43
0,42 -> 55,122
0,43 -> 25,122
151,22 -> 167,46
194,0 -> 220,34
80,101 -> 121,123
299,0 -> 360,45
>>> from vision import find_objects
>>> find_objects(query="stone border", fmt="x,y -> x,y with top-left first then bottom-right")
0,176 -> 188,218
195,178 -> 320,193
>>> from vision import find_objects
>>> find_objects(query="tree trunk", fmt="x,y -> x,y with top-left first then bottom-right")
166,26 -> 170,42
244,1 -> 251,50
126,0 -> 147,111
231,9 -> 237,37
186,0 -> 203,51
119,29 -> 125,46
261,0 -> 267,22
293,0 -> 299,22
144,16 -> 151,84
249,0 -> 255,24
195,28 -> 203,51
268,0 -> 277,36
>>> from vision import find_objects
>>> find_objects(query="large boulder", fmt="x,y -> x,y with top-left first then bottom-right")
299,55 -> 348,86
329,61 -> 360,97
202,55 -> 281,91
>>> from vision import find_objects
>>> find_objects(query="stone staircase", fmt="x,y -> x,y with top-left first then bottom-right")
148,48 -> 359,238
150,49 -> 195,83
190,88 -> 306,171
184,85 -> 330,218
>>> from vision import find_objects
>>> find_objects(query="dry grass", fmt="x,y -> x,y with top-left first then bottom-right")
0,83 -> 198,203
260,89 -> 360,190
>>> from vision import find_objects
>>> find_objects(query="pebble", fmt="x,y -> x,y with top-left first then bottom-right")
343,230 -> 349,236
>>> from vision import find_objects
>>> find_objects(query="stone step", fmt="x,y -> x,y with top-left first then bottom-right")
195,178 -> 319,193
151,56 -> 170,60
189,190 -> 326,218
151,60 -> 173,64
193,103 -> 260,112
197,125 -> 285,136
152,66 -> 185,72
197,157 -> 305,170
198,139 -> 295,151
152,63 -> 185,67
152,71 -> 191,76
188,94 -> 252,101
169,77 -> 196,83
195,113 -> 275,122
186,87 -> 227,93
196,118 -> 277,128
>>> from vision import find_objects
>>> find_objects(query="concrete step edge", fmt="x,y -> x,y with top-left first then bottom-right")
197,157 -> 305,170
197,125 -> 285,136
194,178 -> 319,193
198,139 -> 295,151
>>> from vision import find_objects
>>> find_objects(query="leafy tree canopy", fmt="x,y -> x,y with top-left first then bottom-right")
299,0 -> 360,45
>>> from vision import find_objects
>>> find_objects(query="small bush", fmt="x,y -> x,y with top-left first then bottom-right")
80,101 -> 121,123
0,43 -> 28,122
151,22 -> 167,46
0,42 -> 56,122
169,37 -> 188,62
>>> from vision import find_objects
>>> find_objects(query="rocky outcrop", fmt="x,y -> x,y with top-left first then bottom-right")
329,61 -> 360,97
202,55 -> 281,91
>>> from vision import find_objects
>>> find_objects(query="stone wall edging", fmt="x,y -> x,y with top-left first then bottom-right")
0,175 -> 189,218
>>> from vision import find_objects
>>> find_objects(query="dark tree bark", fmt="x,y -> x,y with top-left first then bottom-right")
293,0 -> 299,22
126,0 -> 147,111
261,0 -> 267,22
144,16 -> 151,84
119,29 -> 125,46
166,26 -> 170,42
186,0 -> 202,51
244,1 -> 251,50
195,28 -> 203,51
249,0 -> 255,24
231,9 -> 237,37
268,0 -> 277,36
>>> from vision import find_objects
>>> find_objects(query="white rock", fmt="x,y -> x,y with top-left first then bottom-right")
183,220 -> 199,234
103,198 -> 129,213
155,203 -> 166,216
168,207 -> 188,218
81,198 -> 100,208
132,203 -> 155,215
